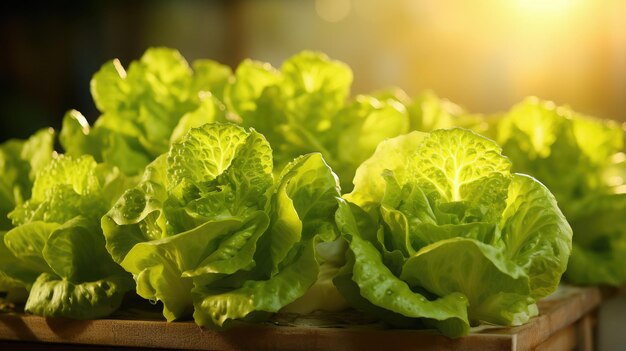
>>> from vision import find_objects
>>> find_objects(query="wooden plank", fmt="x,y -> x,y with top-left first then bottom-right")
0,315 -> 514,351
0,285 -> 604,351
576,312 -> 597,351
0,341 -> 158,351
534,324 -> 577,351
506,285 -> 603,350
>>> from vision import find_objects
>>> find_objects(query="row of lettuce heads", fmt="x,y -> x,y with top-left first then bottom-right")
0,48 -> 623,338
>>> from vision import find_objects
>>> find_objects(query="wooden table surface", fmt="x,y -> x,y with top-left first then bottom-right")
0,285 -> 612,351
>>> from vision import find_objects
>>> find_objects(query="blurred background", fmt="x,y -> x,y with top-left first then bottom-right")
1,1 -> 625,350
1,0 -> 626,142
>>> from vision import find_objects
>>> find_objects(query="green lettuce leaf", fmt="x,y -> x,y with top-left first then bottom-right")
406,90 -> 465,132
2,155 -> 134,318
61,48 -> 227,175
224,51 -> 410,191
191,59 -> 232,102
224,59 -> 281,121
564,194 -> 626,285
345,131 -> 427,214
335,200 -> 470,337
192,238 -> 318,328
401,238 -> 535,326
338,128 -> 571,337
102,123 -> 341,326
402,90 -> 495,136
0,128 -> 55,230
500,174 -> 572,297
493,97 -> 625,285
121,217 -> 254,321
192,152 -> 341,327
0,228 -> 47,289
4,222 -> 59,281
25,272 -> 132,319
330,95 -> 410,190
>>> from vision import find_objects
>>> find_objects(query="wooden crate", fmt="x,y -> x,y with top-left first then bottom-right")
0,285 -> 606,351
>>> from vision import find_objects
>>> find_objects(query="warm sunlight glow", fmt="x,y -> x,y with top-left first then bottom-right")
514,0 -> 582,14
316,0 -> 351,23
242,0 -> 625,120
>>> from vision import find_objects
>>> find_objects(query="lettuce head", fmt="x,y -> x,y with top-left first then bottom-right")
335,128 -> 572,337
494,97 -> 626,285
102,122 -> 341,327
1,154 -> 135,318
0,128 -> 55,231
60,48 -> 231,175
224,51 -> 410,191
